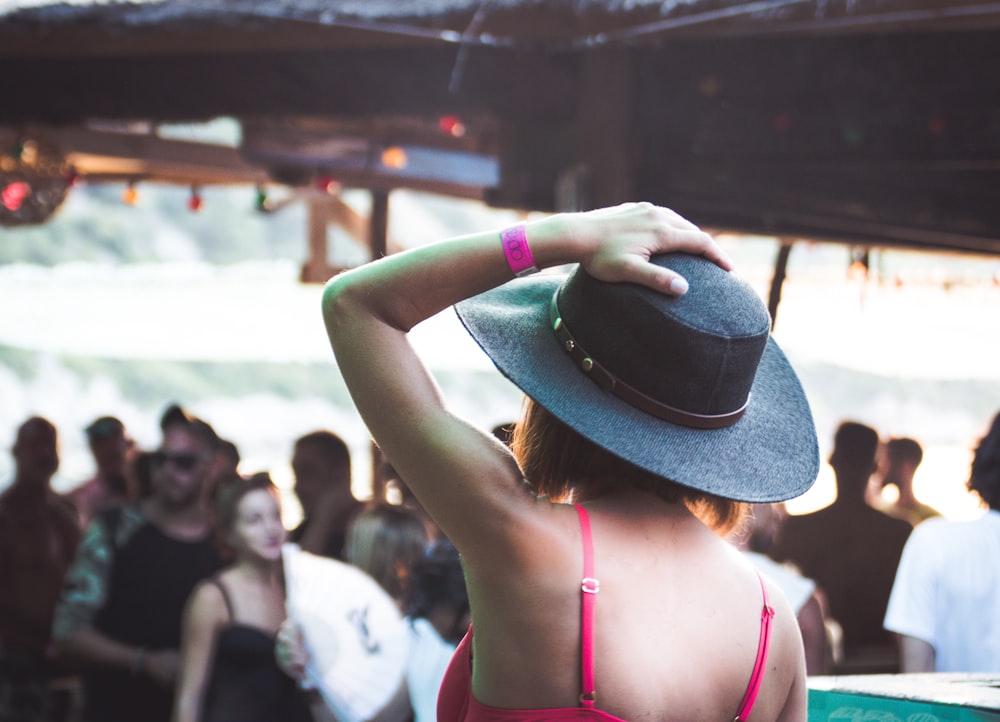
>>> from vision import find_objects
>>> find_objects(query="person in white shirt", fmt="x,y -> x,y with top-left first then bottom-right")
884,411 -> 1000,672
404,540 -> 470,722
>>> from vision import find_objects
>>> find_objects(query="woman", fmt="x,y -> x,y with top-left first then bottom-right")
345,503 -> 429,610
322,202 -> 820,721
173,473 -> 313,722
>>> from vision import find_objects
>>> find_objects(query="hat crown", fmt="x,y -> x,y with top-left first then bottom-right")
557,253 -> 770,418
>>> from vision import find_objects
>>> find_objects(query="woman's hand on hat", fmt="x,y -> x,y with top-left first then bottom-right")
568,202 -> 732,295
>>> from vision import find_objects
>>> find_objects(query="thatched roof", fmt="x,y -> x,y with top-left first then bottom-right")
3,0 -> 1000,255
5,0 -> 1000,54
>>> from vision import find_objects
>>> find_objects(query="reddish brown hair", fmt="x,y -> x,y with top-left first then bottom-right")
511,398 -> 748,536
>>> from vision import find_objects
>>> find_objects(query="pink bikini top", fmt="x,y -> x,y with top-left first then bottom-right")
437,504 -> 774,722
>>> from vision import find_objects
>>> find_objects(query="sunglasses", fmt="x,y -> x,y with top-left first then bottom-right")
151,451 -> 201,472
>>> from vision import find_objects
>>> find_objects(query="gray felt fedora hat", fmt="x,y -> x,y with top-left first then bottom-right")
455,252 -> 819,503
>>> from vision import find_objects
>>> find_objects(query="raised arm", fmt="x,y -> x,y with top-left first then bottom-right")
321,203 -> 729,559
899,634 -> 936,672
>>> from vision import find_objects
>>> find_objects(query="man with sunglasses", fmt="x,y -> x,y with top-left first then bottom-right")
52,405 -> 223,722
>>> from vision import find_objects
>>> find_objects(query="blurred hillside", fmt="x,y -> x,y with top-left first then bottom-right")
2,183 -> 999,521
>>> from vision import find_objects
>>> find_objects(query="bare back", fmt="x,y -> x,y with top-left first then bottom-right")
460,495 -> 805,722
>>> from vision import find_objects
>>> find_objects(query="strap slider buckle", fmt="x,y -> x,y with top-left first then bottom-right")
581,577 -> 600,594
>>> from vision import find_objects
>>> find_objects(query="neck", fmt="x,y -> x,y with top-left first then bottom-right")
9,476 -> 49,498
836,494 -> 874,509
235,556 -> 283,586
142,497 -> 208,537
895,480 -> 918,507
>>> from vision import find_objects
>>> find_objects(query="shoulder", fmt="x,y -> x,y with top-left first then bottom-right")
880,513 -> 914,543
745,552 -> 815,612
459,496 -> 578,578
50,491 -> 80,517
913,513 -> 993,548
186,577 -> 228,623
96,503 -> 146,539
65,478 -> 95,499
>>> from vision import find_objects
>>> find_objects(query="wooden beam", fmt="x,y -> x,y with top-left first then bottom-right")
299,194 -> 381,282
576,48 -> 634,208
13,125 -> 269,185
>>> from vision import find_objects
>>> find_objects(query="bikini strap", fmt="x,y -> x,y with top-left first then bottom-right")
734,570 -> 775,722
574,504 -> 599,710
208,576 -> 235,622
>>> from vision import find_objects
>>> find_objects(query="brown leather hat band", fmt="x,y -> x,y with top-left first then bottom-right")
549,293 -> 749,430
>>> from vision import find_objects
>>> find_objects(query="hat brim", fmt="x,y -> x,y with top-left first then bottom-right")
455,273 -> 819,503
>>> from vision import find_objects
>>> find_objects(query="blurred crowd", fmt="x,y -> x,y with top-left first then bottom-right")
0,403 -> 997,722
0,404 -> 466,722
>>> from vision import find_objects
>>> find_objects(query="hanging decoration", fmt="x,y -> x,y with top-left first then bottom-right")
315,175 -> 339,194
0,132 -> 74,227
122,181 -> 138,205
1,181 -> 31,212
255,184 -> 270,212
187,185 -> 203,212
381,146 -> 408,170
848,246 -> 870,280
438,115 -> 466,138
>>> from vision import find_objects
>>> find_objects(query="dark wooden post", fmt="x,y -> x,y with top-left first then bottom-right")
370,189 -> 389,261
768,239 -> 794,330
575,48 -> 634,209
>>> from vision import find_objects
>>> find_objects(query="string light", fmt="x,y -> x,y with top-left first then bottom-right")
122,181 -> 138,205
18,140 -> 38,166
254,184 -> 270,212
438,115 -> 466,138
1,181 -> 30,211
381,146 -> 408,170
848,247 -> 870,281
315,175 -> 339,194
187,185 -> 203,212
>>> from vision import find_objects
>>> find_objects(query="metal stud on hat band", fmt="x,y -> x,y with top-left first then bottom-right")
549,293 -> 749,429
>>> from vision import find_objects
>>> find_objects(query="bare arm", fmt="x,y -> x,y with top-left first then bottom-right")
768,579 -> 808,722
776,665 -> 808,722
899,634 -> 936,673
56,627 -> 160,679
321,203 -> 729,565
173,582 -> 225,722
797,592 -> 829,676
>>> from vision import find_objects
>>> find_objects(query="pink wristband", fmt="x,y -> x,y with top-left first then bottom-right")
500,223 -> 538,277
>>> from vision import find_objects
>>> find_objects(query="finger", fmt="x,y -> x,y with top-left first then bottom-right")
668,229 -> 733,271
619,255 -> 690,295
